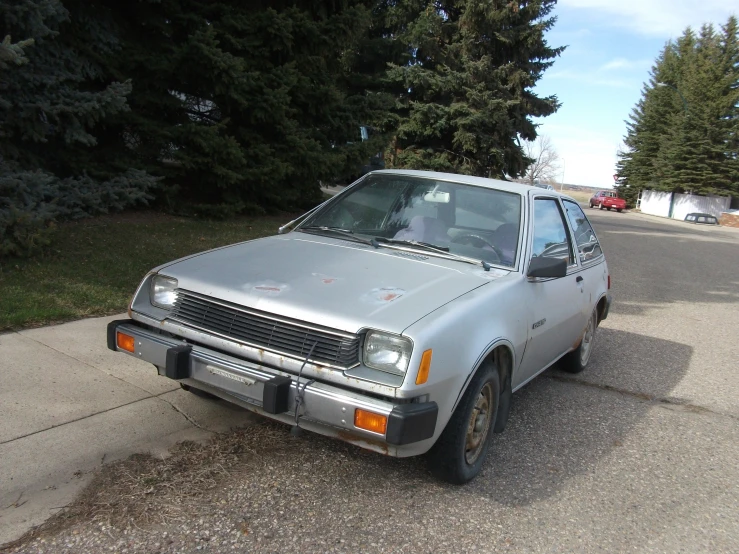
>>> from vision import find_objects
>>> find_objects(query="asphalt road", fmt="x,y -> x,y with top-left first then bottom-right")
3,209 -> 739,552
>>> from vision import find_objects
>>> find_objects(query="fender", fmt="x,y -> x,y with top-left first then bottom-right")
450,337 -> 517,414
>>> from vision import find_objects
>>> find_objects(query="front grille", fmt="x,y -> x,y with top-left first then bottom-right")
169,290 -> 361,369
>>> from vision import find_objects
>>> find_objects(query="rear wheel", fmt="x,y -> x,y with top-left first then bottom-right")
617,208 -> 623,212
589,202 -> 594,208
560,308 -> 598,374
428,363 -> 499,484
607,207 -> 612,211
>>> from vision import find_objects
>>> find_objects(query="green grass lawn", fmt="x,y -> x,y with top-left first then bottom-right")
0,212 -> 293,332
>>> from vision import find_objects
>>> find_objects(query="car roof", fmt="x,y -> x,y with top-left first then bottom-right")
369,169 -> 576,200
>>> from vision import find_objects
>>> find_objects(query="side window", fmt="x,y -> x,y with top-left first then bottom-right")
532,198 -> 574,264
563,200 -> 603,263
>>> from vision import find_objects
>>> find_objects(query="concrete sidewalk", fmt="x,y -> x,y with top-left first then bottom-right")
0,315 -> 255,546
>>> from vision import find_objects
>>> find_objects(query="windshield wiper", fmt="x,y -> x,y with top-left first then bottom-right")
299,226 -> 375,246
372,237 -> 497,271
371,237 -> 449,253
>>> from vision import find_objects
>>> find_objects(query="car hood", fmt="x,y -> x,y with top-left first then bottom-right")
159,233 -> 510,334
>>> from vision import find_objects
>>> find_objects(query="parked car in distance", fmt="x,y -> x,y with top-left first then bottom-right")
108,171 -> 612,484
685,212 -> 719,225
589,190 -> 626,212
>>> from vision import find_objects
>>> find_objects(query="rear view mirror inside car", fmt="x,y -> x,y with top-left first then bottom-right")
423,190 -> 450,203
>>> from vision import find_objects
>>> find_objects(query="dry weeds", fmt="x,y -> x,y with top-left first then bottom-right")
2,420 -> 289,550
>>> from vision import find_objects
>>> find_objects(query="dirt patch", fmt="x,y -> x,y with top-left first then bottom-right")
1,421 -> 289,552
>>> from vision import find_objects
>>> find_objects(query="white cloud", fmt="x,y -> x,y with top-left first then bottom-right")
597,58 -> 652,72
561,0 -> 737,37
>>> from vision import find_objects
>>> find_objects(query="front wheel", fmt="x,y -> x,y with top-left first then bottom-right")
427,363 -> 500,484
599,203 -> 604,210
560,308 -> 598,374
589,202 -> 594,208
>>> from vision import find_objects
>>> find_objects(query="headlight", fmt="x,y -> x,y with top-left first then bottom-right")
150,275 -> 178,309
363,331 -> 413,375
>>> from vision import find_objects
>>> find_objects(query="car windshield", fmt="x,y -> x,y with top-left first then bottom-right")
299,174 -> 522,268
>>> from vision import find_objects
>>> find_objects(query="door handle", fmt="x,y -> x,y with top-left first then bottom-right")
576,276 -> 584,283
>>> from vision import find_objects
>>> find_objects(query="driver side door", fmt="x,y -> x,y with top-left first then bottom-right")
515,196 -> 588,388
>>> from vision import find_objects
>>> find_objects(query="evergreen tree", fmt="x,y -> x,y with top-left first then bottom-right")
0,34 -> 33,70
381,0 -> 564,179
99,0 -> 385,215
617,17 -> 739,201
0,0 -> 157,257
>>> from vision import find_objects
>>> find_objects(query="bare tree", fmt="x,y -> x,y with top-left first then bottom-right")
522,135 -> 560,185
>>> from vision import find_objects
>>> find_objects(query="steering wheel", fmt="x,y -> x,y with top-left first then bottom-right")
451,233 -> 503,263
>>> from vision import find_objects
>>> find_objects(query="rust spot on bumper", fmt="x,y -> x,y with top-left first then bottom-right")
337,430 -> 390,456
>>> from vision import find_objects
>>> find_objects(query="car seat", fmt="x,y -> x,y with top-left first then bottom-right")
393,216 -> 450,245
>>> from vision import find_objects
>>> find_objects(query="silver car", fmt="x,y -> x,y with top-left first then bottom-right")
109,170 -> 611,484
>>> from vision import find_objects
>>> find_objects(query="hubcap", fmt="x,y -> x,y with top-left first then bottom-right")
465,382 -> 494,465
580,311 -> 597,366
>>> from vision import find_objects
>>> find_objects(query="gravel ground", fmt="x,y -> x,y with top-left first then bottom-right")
5,209 -> 738,554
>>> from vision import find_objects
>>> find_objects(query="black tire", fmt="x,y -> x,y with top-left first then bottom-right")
589,202 -> 594,208
617,208 -> 623,213
427,363 -> 500,484
180,383 -> 219,400
559,308 -> 598,374
599,203 -> 604,210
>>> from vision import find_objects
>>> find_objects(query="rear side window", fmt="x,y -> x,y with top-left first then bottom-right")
563,200 -> 603,263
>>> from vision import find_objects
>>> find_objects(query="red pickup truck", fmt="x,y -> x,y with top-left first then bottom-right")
589,190 -> 626,212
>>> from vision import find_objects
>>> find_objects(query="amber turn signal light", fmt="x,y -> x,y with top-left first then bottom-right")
354,409 -> 387,435
416,349 -> 433,385
117,331 -> 135,353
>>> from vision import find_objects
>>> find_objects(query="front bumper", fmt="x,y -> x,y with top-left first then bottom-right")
107,320 -> 437,456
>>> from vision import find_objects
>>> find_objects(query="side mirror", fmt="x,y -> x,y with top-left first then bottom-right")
527,256 -> 567,279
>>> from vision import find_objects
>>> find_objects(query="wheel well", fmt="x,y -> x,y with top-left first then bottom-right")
596,295 -> 608,324
445,344 -> 515,434
490,345 -> 513,433
490,345 -> 513,391
453,344 -> 514,413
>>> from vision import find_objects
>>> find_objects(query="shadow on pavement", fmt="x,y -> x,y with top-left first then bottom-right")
473,326 -> 691,505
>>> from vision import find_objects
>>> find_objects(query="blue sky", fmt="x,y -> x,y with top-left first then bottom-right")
535,0 -> 738,187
